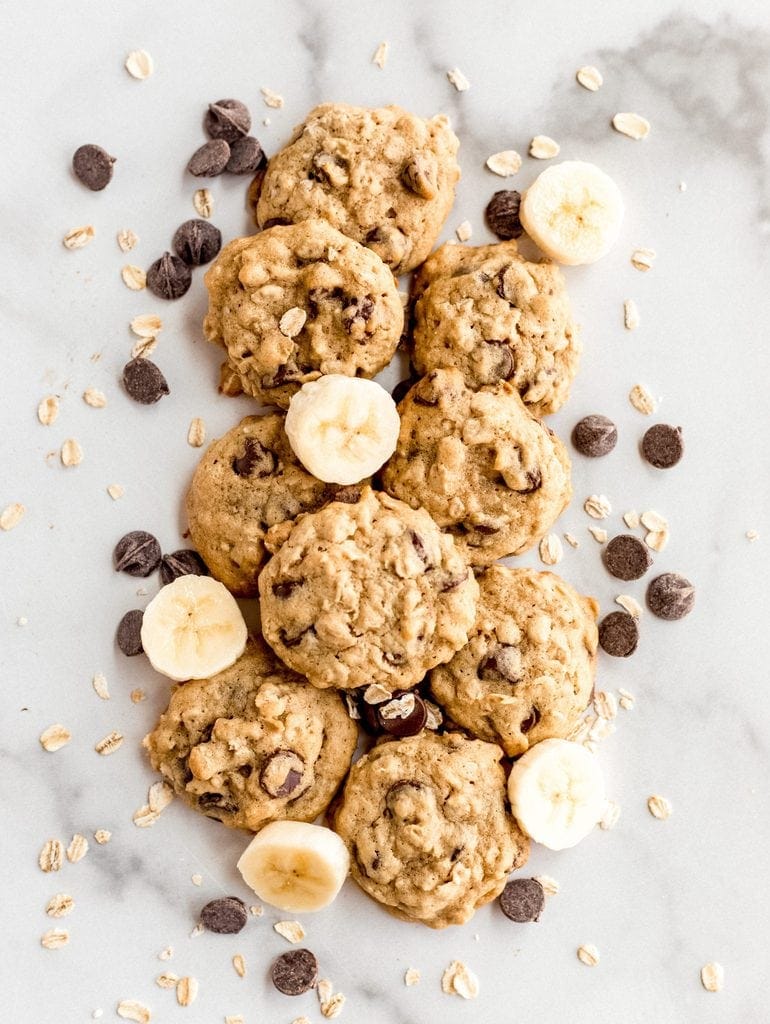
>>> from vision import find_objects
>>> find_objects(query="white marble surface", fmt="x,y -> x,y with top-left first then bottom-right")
3,0 -> 770,1021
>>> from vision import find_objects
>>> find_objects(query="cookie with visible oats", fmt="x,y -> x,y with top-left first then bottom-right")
256,103 -> 460,275
144,641 -> 358,832
430,566 -> 598,756
203,220 -> 403,409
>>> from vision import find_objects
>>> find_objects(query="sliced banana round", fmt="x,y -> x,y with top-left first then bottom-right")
237,820 -> 350,912
285,374 -> 400,485
140,575 -> 247,682
507,738 -> 606,850
519,161 -> 624,265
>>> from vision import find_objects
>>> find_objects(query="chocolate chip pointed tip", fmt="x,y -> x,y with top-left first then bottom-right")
204,99 -> 251,142
159,549 -> 209,586
114,530 -> 161,577
572,414 -> 617,457
647,573 -> 695,620
172,220 -> 222,266
146,252 -> 192,300
226,136 -> 266,174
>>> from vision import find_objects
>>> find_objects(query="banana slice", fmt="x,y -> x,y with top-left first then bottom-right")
285,374 -> 400,485
507,738 -> 605,850
519,161 -> 624,265
140,575 -> 247,682
237,820 -> 350,912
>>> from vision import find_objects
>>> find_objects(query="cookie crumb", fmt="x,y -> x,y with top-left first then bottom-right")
372,41 -> 389,69
38,395 -> 59,425
187,417 -> 206,448
39,723 -> 72,751
94,829 -> 111,844
701,961 -> 724,992
404,967 -> 421,986
588,526 -> 608,544
629,384 -> 656,415
117,229 -> 138,252
576,65 -> 603,91
486,150 -> 522,176
599,800 -> 621,830
67,833 -> 89,863
539,533 -> 563,565
249,904 -> 263,916
130,688 -> 146,703
63,225 -> 95,250
95,730 -> 123,755
584,494 -> 611,519
612,112 -> 651,139
157,946 -> 173,961
261,86 -> 284,108
121,264 -> 147,291
679,180 -> 687,192
61,438 -> 84,467
274,920 -> 306,943
623,299 -> 640,330
41,928 -> 69,949
125,49 -> 154,80
533,874 -> 560,896
455,219 -> 472,242
577,943 -> 600,966
447,67 -> 470,91
232,954 -> 246,978
441,960 -> 479,999
107,484 -> 125,500
647,794 -> 672,820
631,247 -> 656,271
529,135 -> 560,159
1,503 -> 26,531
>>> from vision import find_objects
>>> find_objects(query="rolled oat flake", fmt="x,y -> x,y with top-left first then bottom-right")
114,531 -> 162,577
598,611 -> 639,657
200,896 -> 248,934
271,948 -> 318,995
122,357 -> 170,404
204,98 -> 252,142
172,220 -> 222,266
641,423 -> 684,468
147,252 -> 192,300
117,609 -> 144,656
499,878 -> 545,922
647,573 -> 695,620
188,138 -> 231,177
603,534 -> 652,581
572,414 -> 617,457
72,144 -> 115,190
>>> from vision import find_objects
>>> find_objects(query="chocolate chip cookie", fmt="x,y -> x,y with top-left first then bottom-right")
255,103 -> 460,275
203,220 -> 403,409
381,369 -> 572,565
258,487 -> 479,690
410,240 -> 580,416
331,731 -> 529,928
187,415 -> 362,597
430,566 -> 598,756
144,641 -> 358,831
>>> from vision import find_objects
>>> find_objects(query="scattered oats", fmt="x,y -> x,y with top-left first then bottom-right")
679,180 -> 687,192
63,225 -> 95,250
529,135 -> 560,159
618,688 -> 636,710
116,1000 -> 151,1023
92,672 -> 110,700
577,943 -> 600,967
631,247 -> 656,271
289,1018 -> 309,1024
568,714 -> 596,744
39,839 -> 64,873
61,438 -> 84,467
226,1018 -> 246,1024
442,961 -> 479,999
599,800 -> 621,831
41,928 -> 69,949
563,532 -> 579,548
317,980 -> 333,1005
372,40 -> 389,69
623,509 -> 641,528
701,962 -> 724,993
40,723 -> 72,752
93,1010 -> 103,1019
447,67 -> 470,91
320,993 -> 346,1019
274,920 -> 306,943
17,616 -> 28,626
125,49 -> 154,80
67,833 -> 89,863
629,384 -> 656,415
133,805 -> 160,828
589,717 -> 615,742
250,904 -> 263,916
130,688 -> 147,703
364,683 -> 392,704
193,188 -> 213,218
588,526 -> 608,543
187,417 -> 206,448
158,946 -> 173,961
279,307 -> 307,338
1,503 -> 26,531
263,117 -> 271,126
155,972 -> 178,990
486,149 -> 522,176
584,494 -> 612,519
648,794 -> 673,820
616,594 -> 642,619
191,873 -> 203,886
455,219 -> 472,242
613,111 -> 651,140
404,968 -> 421,986
641,509 -> 668,532
232,954 -> 246,978
539,533 -> 563,565
46,893 -> 74,918
83,387 -> 107,408
95,730 -> 123,755
623,298 -> 640,330
94,829 -> 111,844
746,529 -> 759,541
38,395 -> 59,425
122,264 -> 147,291
130,313 -> 163,338
190,922 -> 204,938
645,529 -> 669,552
594,691 -> 618,720
534,874 -> 560,897
261,86 -> 284,108
576,65 -> 603,91
117,229 -> 139,252
148,781 -> 174,813
107,484 -> 125,500
176,977 -> 198,1007
583,739 -> 598,754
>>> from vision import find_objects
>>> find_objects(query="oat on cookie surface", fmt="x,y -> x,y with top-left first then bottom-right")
331,731 -> 529,927
203,220 -> 403,409
381,368 -> 572,565
256,103 -> 460,275
430,566 -> 598,756
258,487 -> 479,690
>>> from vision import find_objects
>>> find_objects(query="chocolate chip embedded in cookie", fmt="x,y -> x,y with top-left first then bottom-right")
381,368 -> 572,565
258,487 -> 479,690
144,641 -> 358,832
430,566 -> 598,756
256,103 -> 460,275
409,240 -> 580,416
331,731 -> 529,928
203,220 -> 403,409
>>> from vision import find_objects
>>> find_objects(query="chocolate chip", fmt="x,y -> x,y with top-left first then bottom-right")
272,580 -> 301,599
198,792 -> 237,815
160,549 -> 208,586
377,691 -> 428,738
572,414 -> 618,457
188,138 -> 231,177
325,485 -> 362,505
499,878 -> 545,922
200,896 -> 248,934
520,707 -> 540,733
479,645 -> 522,684
231,438 -> 275,477
72,144 -> 115,191
391,377 -> 417,404
147,252 -> 192,300
205,99 -> 251,142
122,357 -> 170,405
114,531 -> 161,577
172,220 -> 222,266
279,626 -> 313,648
641,423 -> 684,469
598,611 -> 639,657
440,570 -> 468,593
342,296 -> 375,334
116,609 -> 144,656
260,750 -> 305,798
409,531 -> 430,566
485,342 -> 515,383
647,573 -> 695,620
485,190 -> 523,240
514,469 -> 542,494
226,136 -> 266,174
271,949 -> 318,996
603,534 -> 653,581
262,217 -> 292,229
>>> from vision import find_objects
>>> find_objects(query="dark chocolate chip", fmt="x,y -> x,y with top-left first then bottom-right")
226,136 -> 266,174
485,190 -> 523,240
499,878 -> 545,922
271,949 -> 318,996
598,611 -> 639,657
114,531 -> 161,577
325,485 -> 362,505
188,138 -> 231,177
172,219 -> 222,266
486,342 -> 515,383
146,252 -> 192,300
572,414 -> 618,457
72,144 -> 115,191
200,896 -> 248,934
279,626 -> 313,648
377,691 -> 428,738
260,750 -> 305,798
603,534 -> 652,581
641,424 -> 684,469
647,573 -> 695,620
116,609 -> 144,656
204,99 -> 251,142
342,296 -> 375,334
479,644 -> 521,684
520,707 -> 540,733
159,549 -> 208,586
409,531 -> 430,566
198,792 -> 238,815
440,570 -> 468,593
262,217 -> 292,229
122,357 -> 170,405
514,469 -> 542,494
231,438 -> 275,478
272,579 -> 301,599
391,377 -> 418,404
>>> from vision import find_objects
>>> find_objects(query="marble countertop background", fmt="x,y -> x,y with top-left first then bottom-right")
3,1 -> 770,1021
